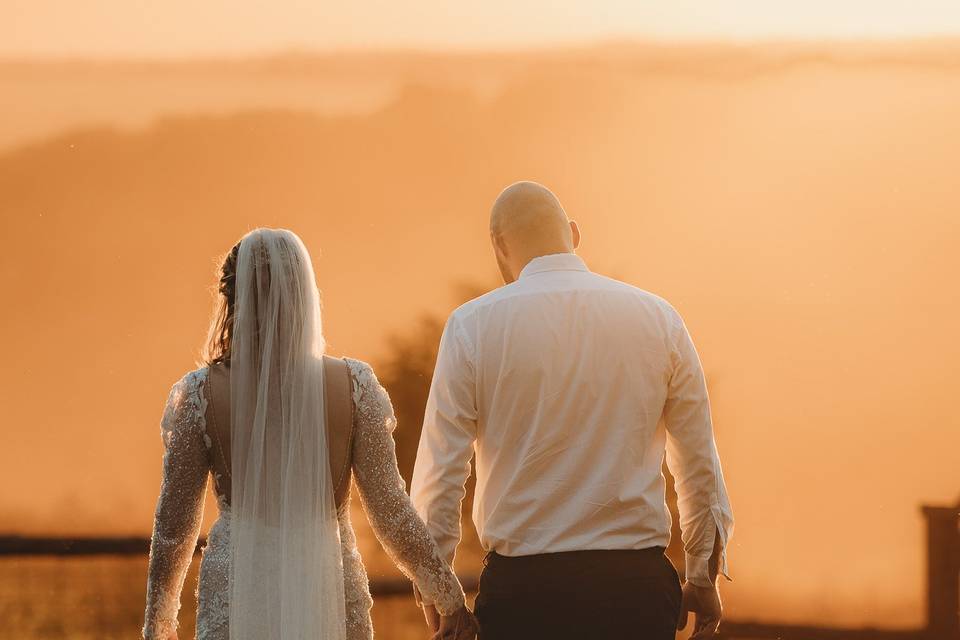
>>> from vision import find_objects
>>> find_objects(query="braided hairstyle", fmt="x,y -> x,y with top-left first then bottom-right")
203,241 -> 241,365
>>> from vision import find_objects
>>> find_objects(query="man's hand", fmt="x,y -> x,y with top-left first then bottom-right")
431,605 -> 478,640
677,581 -> 722,639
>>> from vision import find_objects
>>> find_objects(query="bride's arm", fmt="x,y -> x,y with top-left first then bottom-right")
346,359 -> 466,616
143,371 -> 210,640
338,505 -> 374,640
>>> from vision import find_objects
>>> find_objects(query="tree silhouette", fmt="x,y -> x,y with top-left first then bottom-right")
376,283 -> 491,567
377,312 -> 447,483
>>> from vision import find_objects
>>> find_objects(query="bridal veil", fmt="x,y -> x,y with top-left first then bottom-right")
229,228 -> 346,639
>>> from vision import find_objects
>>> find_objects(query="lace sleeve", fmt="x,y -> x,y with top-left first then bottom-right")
143,369 -> 210,640
345,359 -> 466,616
339,505 -> 374,640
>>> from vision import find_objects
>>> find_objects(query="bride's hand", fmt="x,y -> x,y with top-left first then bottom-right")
423,603 -> 441,632
430,605 -> 478,640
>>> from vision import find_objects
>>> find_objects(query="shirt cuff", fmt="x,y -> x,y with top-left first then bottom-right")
685,553 -> 716,588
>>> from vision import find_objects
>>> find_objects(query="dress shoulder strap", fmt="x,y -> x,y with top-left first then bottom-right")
323,355 -> 355,509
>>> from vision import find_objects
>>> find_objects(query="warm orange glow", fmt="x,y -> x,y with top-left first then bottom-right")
0,40 -> 958,631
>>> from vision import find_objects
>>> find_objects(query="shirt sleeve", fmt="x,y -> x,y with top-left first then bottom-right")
410,313 -> 478,577
662,313 -> 734,588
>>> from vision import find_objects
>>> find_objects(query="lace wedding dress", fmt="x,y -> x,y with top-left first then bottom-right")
142,358 -> 465,639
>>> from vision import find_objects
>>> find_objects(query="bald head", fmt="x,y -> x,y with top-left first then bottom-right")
489,181 -> 580,283
490,181 -> 570,241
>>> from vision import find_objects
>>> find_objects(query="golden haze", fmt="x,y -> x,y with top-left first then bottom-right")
0,42 -> 958,628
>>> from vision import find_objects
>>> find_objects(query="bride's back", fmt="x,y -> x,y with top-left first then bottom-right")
204,356 -> 355,510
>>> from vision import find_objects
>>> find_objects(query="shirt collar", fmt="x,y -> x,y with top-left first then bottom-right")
518,253 -> 589,279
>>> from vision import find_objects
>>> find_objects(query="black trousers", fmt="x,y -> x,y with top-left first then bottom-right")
474,547 -> 681,640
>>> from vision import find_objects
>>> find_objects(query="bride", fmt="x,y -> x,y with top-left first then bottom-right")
142,228 -> 477,640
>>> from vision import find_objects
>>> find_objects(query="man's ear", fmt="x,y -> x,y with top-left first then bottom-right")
491,230 -> 509,258
570,220 -> 581,250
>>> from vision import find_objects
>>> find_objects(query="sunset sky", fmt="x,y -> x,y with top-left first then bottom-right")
3,0 -> 960,57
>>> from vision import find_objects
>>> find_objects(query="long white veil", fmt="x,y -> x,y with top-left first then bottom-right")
229,228 -> 346,639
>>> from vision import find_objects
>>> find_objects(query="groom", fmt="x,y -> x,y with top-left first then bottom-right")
411,182 -> 734,640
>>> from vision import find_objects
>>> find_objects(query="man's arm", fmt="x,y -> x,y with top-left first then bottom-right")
662,313 -> 734,588
410,313 -> 478,591
676,530 -> 725,638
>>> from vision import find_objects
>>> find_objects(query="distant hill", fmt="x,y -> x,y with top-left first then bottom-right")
3,40 -> 960,151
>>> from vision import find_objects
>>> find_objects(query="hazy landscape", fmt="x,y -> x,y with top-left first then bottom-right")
1,41 -> 958,635
0,555 -> 456,640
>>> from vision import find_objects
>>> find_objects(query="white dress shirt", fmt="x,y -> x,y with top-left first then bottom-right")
411,253 -> 733,588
